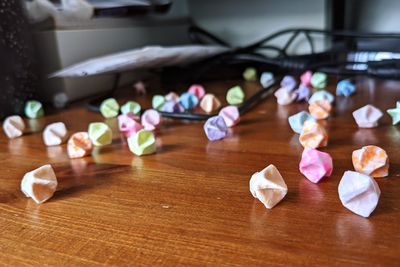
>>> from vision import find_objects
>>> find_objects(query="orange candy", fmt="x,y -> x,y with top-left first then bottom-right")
299,120 -> 328,148
352,145 -> 389,178
309,100 -> 332,120
67,132 -> 93,159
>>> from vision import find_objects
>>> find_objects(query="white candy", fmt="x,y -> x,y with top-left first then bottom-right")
43,122 -> 68,146
21,164 -> 58,204
308,90 -> 335,104
3,115 -> 25,139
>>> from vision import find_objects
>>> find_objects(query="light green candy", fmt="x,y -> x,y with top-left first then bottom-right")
25,100 -> 44,119
387,101 -> 400,125
128,129 -> 156,156
88,122 -> 112,146
152,95 -> 165,110
310,72 -> 327,89
121,101 -> 141,115
243,67 -> 257,82
226,85 -> 245,105
100,98 -> 119,118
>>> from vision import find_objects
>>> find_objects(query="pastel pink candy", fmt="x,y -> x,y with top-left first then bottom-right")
352,104 -> 383,128
141,109 -> 161,131
299,148 -> 333,183
218,106 -> 240,127
300,70 -> 313,86
118,114 -> 143,137
274,87 -> 297,105
188,84 -> 206,99
165,92 -> 180,103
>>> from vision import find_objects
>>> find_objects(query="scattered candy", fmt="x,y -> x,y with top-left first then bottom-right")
310,72 -> 327,89
25,100 -> 44,119
274,87 -> 296,105
127,129 -> 156,156
118,114 -> 143,137
152,95 -> 165,110
309,100 -> 332,120
300,70 -> 313,87
280,75 -> 296,91
43,122 -> 68,146
226,85 -> 245,105
161,100 -> 185,113
120,101 -> 141,115
338,170 -> 381,217
294,84 -> 311,101
188,84 -> 206,99
387,101 -> 400,125
203,116 -> 227,141
336,79 -> 356,97
67,132 -> 93,159
249,164 -> 288,209
3,115 -> 25,139
133,81 -> 146,95
180,92 -> 199,110
299,120 -> 328,148
141,109 -> 162,131
165,92 -> 180,103
243,67 -> 257,81
88,122 -> 112,146
100,98 -> 119,118
218,106 -> 240,127
299,148 -> 333,183
352,145 -> 389,178
308,90 -> 334,104
21,164 -> 58,204
200,94 -> 221,113
288,111 -> 314,134
352,104 -> 383,128
260,72 -> 274,88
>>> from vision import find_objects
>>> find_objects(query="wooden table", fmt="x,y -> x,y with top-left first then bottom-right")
0,78 -> 399,266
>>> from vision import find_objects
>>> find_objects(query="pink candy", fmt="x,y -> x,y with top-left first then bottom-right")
218,106 -> 240,127
299,148 -> 333,183
141,109 -> 162,131
300,70 -> 313,86
188,84 -> 206,99
118,114 -> 143,137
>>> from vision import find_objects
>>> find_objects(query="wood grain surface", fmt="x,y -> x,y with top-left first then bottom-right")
0,78 -> 399,266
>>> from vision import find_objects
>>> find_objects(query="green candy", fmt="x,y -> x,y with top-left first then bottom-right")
100,98 -> 119,118
24,100 -> 44,119
310,72 -> 327,89
88,122 -> 112,146
387,101 -> 400,125
121,101 -> 141,115
128,129 -> 156,156
243,67 -> 257,82
226,85 -> 245,105
152,95 -> 165,110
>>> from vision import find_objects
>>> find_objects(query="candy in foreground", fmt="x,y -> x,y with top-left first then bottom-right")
338,171 -> 380,217
274,87 -> 296,105
141,109 -> 162,131
249,164 -> 288,209
200,94 -> 221,113
21,164 -> 58,204
387,101 -> 400,125
299,120 -> 328,148
100,98 -> 120,118
43,122 -> 68,146
204,116 -> 228,141
3,115 -> 25,139
118,114 -> 143,137
180,92 -> 199,110
25,100 -> 44,119
308,90 -> 334,104
336,79 -> 356,97
310,72 -> 327,89
300,70 -> 313,87
152,95 -> 165,110
128,129 -> 156,156
120,101 -> 141,115
352,104 -> 383,128
288,111 -> 315,134
218,106 -> 240,127
260,72 -> 274,87
352,145 -> 389,178
226,85 -> 245,105
309,100 -> 332,120
67,132 -> 93,158
243,67 -> 257,82
188,84 -> 206,99
280,75 -> 296,91
88,122 -> 112,146
299,148 -> 333,183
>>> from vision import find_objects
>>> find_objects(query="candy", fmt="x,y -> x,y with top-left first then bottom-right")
25,100 -> 44,119
152,95 -> 165,110
3,115 -> 25,139
165,92 -> 180,103
249,164 -> 288,209
308,90 -> 334,104
21,164 -> 58,204
161,100 -> 185,113
336,79 -> 356,97
67,132 -> 93,158
188,84 -> 206,99
260,72 -> 274,87
218,106 -> 240,127
127,129 -> 156,156
300,70 -> 312,86
338,170 -> 381,217
352,105 -> 383,128
200,94 -> 221,113
352,145 -> 389,178
118,114 -> 143,137
226,85 -> 245,105
280,75 -> 296,91
120,101 -> 141,115
100,98 -> 119,118
310,72 -> 327,89
88,122 -> 112,146
294,84 -> 311,102
387,101 -> 400,125
43,122 -> 68,146
274,87 -> 296,105
299,120 -> 328,148
141,109 -> 161,131
133,81 -> 146,95
309,100 -> 332,120
299,148 -> 333,183
288,111 -> 314,134
180,92 -> 199,110
243,67 -> 257,81
203,116 -> 227,141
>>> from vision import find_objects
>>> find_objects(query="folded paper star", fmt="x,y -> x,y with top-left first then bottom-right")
127,129 -> 156,156
141,109 -> 162,131
200,94 -> 221,113
152,95 -> 165,110
300,70 -> 313,87
226,85 -> 245,105
249,164 -> 288,209
204,116 -> 227,141
118,114 -> 143,137
165,92 -> 180,103
260,72 -> 274,87
67,132 -> 93,158
21,164 -> 58,204
219,106 -> 240,127
180,92 -> 199,110
338,170 -> 381,217
299,120 -> 328,148
274,87 -> 297,105
161,100 -> 185,113
3,115 -> 25,139
352,145 -> 389,178
25,100 -> 44,119
309,100 -> 332,120
88,122 -> 112,146
188,84 -> 206,99
308,90 -> 334,104
280,75 -> 297,91
120,101 -> 141,115
352,104 -> 383,128
310,72 -> 327,89
288,111 -> 315,134
336,79 -> 356,97
387,101 -> 400,125
299,148 -> 333,183
294,84 -> 311,102
43,122 -> 68,146
100,98 -> 120,118
243,67 -> 257,81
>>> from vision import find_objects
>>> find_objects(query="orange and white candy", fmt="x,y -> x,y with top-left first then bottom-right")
309,100 -> 332,120
67,132 -> 93,159
299,120 -> 328,148
200,94 -> 221,113
352,145 -> 389,178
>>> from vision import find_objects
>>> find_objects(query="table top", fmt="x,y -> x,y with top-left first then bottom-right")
0,78 -> 399,266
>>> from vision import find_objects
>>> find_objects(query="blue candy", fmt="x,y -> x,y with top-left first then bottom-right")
336,79 -> 356,97
280,75 -> 297,91
295,84 -> 311,102
308,90 -> 335,104
180,92 -> 199,110
288,111 -> 315,134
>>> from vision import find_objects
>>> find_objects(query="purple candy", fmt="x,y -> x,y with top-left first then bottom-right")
161,100 -> 185,113
204,116 -> 228,141
295,84 -> 311,102
280,75 -> 297,91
